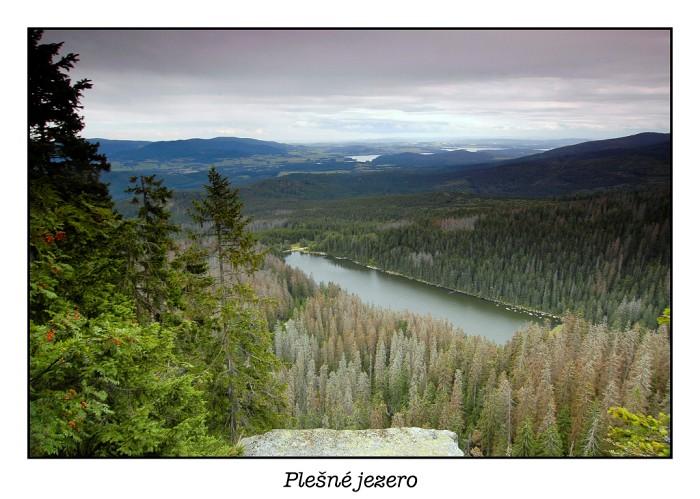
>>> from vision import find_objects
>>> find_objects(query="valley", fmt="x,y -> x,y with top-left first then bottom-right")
110,132 -> 671,333
29,28 -> 672,463
98,136 -> 589,200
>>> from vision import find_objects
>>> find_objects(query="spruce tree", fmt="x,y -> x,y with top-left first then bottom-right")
440,369 -> 465,438
578,400 -> 604,456
29,31 -> 231,456
513,417 -> 536,457
536,400 -> 564,456
189,166 -> 286,442
125,175 -> 179,323
29,29 -> 110,203
29,28 -> 119,323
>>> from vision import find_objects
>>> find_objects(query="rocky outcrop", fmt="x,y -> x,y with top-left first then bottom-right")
241,428 -> 464,457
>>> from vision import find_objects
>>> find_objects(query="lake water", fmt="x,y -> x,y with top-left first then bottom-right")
441,147 -> 506,152
346,155 -> 381,162
285,252 -> 544,344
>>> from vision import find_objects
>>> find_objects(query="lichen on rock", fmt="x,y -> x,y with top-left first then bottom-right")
240,427 -> 464,457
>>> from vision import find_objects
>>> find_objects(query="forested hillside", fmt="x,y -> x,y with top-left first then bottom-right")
274,285 -> 670,456
29,29 -> 670,458
445,133 -> 670,197
256,188 -> 670,328
28,31 -> 292,456
98,136 -> 296,164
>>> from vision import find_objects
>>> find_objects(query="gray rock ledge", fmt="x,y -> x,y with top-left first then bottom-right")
241,427 -> 464,457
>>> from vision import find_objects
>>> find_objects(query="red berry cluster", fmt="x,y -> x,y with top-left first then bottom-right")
43,231 -> 67,244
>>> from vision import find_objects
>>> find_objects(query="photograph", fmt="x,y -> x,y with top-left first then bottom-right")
24,24 -> 678,497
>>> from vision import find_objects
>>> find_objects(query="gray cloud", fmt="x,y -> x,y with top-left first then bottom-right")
40,29 -> 671,142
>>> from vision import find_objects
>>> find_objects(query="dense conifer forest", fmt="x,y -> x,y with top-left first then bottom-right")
273,283 -> 670,456
255,188 -> 670,329
28,29 -> 670,457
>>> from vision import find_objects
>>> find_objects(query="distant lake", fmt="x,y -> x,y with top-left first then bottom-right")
346,155 -> 381,162
285,252 -> 546,344
441,147 -> 506,152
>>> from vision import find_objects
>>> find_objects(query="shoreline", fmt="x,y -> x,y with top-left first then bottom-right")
284,248 -> 561,323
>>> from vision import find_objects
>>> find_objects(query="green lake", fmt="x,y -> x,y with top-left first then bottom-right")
285,251 -> 548,344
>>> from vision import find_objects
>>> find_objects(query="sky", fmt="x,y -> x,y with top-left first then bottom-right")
10,10 -> 697,499
40,29 -> 671,144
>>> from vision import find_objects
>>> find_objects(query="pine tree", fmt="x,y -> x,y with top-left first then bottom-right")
373,336 -> 388,399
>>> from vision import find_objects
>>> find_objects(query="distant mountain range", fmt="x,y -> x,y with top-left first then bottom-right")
104,132 -> 670,207
447,132 -> 670,196
89,136 -> 299,164
368,141 -> 585,170
239,132 -> 671,207
521,132 -> 670,160
91,136 -> 586,168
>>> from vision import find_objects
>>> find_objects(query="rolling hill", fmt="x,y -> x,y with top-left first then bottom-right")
108,132 -> 671,208
91,136 -> 299,164
442,132 -> 671,197
238,132 -> 671,206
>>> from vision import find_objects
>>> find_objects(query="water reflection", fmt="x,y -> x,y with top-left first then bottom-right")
285,252 -> 544,344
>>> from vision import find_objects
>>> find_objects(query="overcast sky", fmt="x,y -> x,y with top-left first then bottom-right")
40,29 -> 670,144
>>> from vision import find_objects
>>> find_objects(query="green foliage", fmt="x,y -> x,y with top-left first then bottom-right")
259,188 -> 670,328
29,305 -> 236,456
29,29 -> 671,459
513,418 -> 536,456
606,407 -> 670,457
28,32 -> 263,457
185,166 -> 288,442
29,29 -> 110,202
124,174 -> 179,323
190,166 -> 263,273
